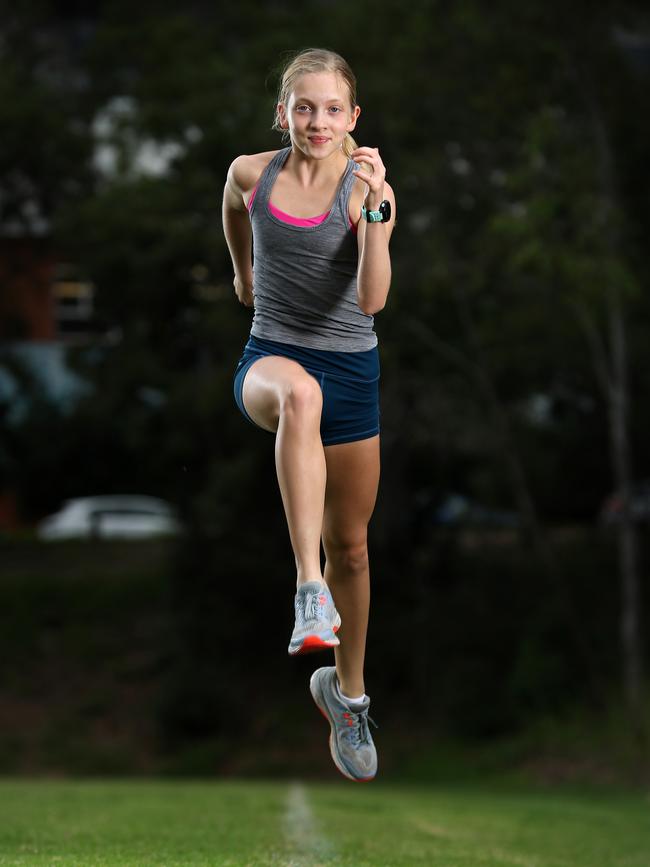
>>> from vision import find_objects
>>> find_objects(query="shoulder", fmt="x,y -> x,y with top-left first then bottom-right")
227,150 -> 282,195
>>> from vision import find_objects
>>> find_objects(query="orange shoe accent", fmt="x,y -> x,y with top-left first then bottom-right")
313,702 -> 376,783
293,634 -> 337,654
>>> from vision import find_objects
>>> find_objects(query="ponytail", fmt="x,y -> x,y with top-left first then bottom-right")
342,132 -> 358,159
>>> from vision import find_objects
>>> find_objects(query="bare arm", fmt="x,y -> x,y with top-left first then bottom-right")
351,147 -> 396,315
222,157 -> 254,307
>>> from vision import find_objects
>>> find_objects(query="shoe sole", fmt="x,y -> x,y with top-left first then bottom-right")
288,614 -> 341,656
309,670 -> 375,783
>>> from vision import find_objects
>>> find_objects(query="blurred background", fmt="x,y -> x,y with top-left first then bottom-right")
1,0 -> 649,783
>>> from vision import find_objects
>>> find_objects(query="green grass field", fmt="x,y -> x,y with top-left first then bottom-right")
0,778 -> 648,866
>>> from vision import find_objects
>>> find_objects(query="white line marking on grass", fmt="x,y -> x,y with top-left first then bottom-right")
284,782 -> 336,865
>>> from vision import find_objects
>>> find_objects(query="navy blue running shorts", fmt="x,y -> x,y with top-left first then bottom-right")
233,335 -> 380,446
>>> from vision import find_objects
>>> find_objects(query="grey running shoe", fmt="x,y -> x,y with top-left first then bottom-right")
309,666 -> 378,782
288,581 -> 341,656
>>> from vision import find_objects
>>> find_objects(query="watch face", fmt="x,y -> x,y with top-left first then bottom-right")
379,200 -> 391,222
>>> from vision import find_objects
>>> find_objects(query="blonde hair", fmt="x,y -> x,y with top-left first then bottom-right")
272,48 -> 359,158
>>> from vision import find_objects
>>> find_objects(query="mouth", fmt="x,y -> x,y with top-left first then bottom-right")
308,136 -> 330,144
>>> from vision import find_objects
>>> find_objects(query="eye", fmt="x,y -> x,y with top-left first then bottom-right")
329,106 -> 343,113
295,105 -> 311,113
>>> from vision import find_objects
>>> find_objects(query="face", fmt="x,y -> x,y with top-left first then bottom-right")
277,71 -> 360,159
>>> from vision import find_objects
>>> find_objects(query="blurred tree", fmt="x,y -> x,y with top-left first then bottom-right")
475,3 -> 649,724
2,0 -> 649,735
0,4 -> 93,234
332,1 -> 649,723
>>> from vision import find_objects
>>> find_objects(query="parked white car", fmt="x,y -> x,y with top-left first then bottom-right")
37,495 -> 183,540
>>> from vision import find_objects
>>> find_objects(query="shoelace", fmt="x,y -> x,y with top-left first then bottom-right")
297,588 -> 329,624
345,708 -> 379,748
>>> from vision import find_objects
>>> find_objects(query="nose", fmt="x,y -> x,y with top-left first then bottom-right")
309,108 -> 328,128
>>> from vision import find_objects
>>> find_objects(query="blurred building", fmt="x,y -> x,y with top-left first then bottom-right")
0,236 -> 95,530
0,239 -> 95,343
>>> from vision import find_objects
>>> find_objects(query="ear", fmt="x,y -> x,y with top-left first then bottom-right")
347,104 -> 361,133
277,103 -> 289,129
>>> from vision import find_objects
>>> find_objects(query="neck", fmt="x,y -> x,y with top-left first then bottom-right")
286,146 -> 348,186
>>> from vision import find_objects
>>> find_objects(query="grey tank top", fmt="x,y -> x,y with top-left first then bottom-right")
249,147 -> 377,352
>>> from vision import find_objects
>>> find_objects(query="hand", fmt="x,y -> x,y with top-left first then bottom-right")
350,146 -> 387,209
234,274 -> 254,307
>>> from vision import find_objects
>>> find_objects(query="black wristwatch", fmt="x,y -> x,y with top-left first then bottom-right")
361,200 -> 391,223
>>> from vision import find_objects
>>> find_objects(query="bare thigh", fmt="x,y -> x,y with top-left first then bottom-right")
322,435 -> 381,547
242,355 -> 322,432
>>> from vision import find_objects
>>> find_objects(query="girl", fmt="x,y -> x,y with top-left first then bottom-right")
222,47 -> 395,781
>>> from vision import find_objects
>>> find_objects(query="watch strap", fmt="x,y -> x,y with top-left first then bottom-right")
361,205 -> 383,222
361,199 -> 391,223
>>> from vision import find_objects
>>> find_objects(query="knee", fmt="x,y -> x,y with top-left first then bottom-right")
280,376 -> 322,423
325,537 -> 369,579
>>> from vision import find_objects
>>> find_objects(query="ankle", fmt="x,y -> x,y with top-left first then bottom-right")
337,679 -> 365,702
296,570 -> 324,589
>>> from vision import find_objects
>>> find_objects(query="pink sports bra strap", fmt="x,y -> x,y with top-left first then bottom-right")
247,180 -> 357,232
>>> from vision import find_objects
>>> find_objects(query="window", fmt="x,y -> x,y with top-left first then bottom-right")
51,263 -> 95,337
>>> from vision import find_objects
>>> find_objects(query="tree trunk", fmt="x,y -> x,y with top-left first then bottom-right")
406,312 -> 603,702
608,288 -> 643,717
577,68 -> 644,722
